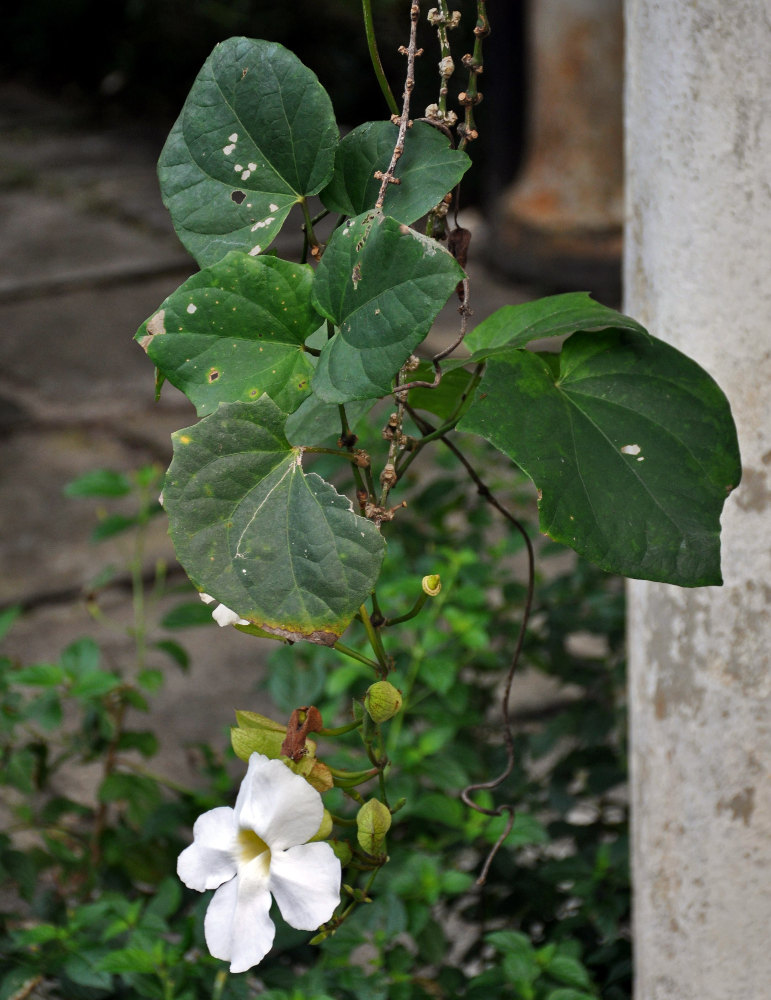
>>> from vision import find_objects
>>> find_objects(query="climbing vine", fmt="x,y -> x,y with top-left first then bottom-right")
133,1 -> 739,980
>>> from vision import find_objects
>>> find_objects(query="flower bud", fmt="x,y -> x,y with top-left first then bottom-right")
356,798 -> 392,856
364,681 -> 403,723
331,840 -> 354,866
230,709 -> 317,763
290,754 -> 334,794
309,808 -> 333,842
422,574 -> 441,597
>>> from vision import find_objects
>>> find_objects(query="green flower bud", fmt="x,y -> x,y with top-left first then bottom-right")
356,798 -> 392,856
230,709 -> 317,762
309,808 -> 333,842
331,840 -> 354,866
364,681 -> 403,723
288,754 -> 333,793
422,574 -> 441,597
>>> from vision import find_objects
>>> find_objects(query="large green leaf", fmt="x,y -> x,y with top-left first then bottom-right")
459,330 -> 741,586
320,120 -> 470,224
163,396 -> 385,644
311,211 -> 465,402
136,252 -> 318,416
446,292 -> 649,371
158,37 -> 338,266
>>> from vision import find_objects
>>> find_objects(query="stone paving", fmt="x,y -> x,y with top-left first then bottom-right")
0,84 -> 562,792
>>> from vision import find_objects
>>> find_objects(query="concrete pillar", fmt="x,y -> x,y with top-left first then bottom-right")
624,3 -> 771,999
496,0 -> 624,298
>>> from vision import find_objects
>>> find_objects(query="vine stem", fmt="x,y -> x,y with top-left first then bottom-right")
382,590 -> 428,627
320,718 -> 363,738
337,404 -> 369,504
403,406 -> 535,885
357,604 -> 390,673
299,196 -> 320,261
458,0 -> 489,151
333,640 -> 380,672
430,1 -> 456,116
379,368 -> 408,508
395,365 -> 484,480
362,0 -> 400,116
375,1 -> 422,211
444,434 -> 535,885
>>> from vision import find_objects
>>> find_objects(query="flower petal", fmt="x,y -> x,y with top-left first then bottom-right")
212,603 -> 249,627
177,806 -> 237,891
235,754 -> 323,850
270,842 -> 341,931
205,869 -> 275,973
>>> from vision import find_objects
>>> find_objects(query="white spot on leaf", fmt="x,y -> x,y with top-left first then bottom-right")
621,444 -> 641,456
186,303 -> 197,314
229,132 -> 238,142
269,203 -> 279,212
223,143 -> 236,155
249,245 -> 262,256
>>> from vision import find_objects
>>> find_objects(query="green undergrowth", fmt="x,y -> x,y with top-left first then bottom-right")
0,447 -> 630,999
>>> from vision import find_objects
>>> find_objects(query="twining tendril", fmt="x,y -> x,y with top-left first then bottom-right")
405,408 -> 535,886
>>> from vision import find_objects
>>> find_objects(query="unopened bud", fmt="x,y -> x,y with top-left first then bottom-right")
422,574 -> 442,597
364,681 -> 403,723
356,798 -> 392,855
330,840 -> 353,866
310,808 -> 333,842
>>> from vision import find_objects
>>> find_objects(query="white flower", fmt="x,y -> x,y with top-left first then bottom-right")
199,592 -> 249,627
177,752 -> 341,973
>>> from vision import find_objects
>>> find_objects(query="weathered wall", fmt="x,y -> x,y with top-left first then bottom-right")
624,2 -> 771,997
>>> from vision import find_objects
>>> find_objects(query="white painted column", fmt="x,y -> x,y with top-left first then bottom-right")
624,3 -> 771,998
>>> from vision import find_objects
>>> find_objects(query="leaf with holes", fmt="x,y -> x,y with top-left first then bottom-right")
163,396 -> 385,645
320,120 -> 470,224
459,329 -> 741,586
158,37 -> 338,266
136,252 -> 318,416
311,211 -> 465,402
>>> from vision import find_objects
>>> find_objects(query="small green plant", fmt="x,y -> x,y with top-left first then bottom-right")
0,467 -> 249,998
0,458 -> 630,997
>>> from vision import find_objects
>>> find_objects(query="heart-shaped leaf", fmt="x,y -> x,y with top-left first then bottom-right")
311,211 -> 465,402
136,252 -> 318,416
158,37 -> 338,266
320,120 -> 470,224
163,396 -> 385,644
459,329 -> 741,586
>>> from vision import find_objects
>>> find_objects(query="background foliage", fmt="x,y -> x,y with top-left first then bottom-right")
0,434 -> 630,998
